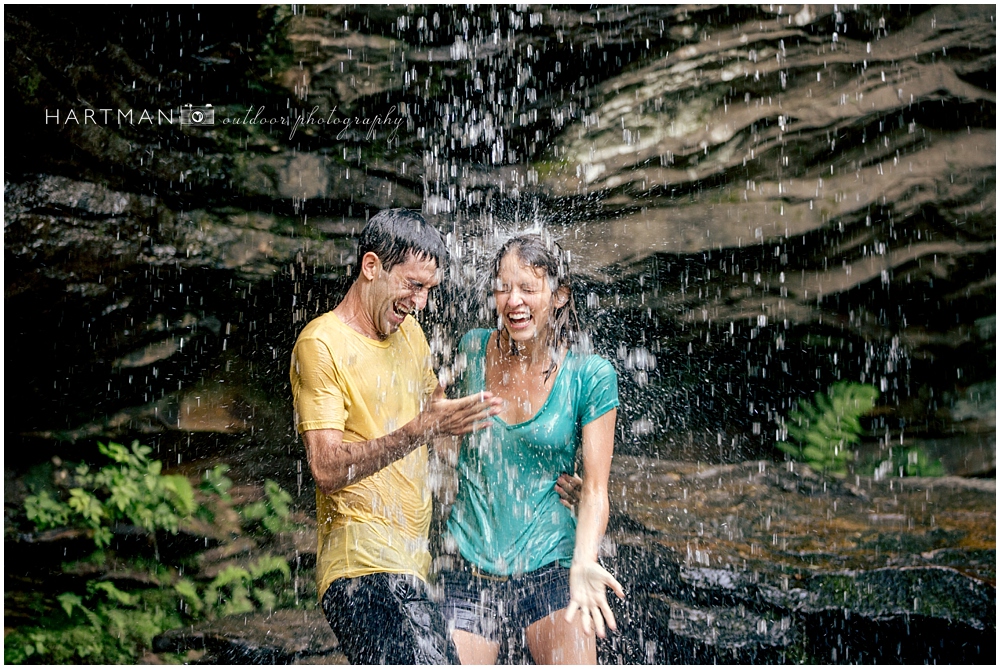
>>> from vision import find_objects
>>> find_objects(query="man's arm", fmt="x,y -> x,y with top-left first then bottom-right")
304,388 -> 501,495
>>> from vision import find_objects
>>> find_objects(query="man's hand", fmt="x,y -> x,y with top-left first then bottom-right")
555,472 -> 583,509
305,392 -> 501,496
419,392 -> 503,439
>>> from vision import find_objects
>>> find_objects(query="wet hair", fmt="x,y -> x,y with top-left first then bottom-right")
355,209 -> 447,278
492,233 -> 581,377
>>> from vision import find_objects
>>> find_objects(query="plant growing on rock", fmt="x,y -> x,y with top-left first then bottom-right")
863,446 -> 945,479
25,441 -> 196,549
776,382 -> 879,477
8,442 -> 303,665
239,479 -> 297,536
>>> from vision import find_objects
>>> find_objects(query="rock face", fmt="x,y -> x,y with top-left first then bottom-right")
4,6 -> 995,663
152,609 -> 345,665
142,457 -> 994,664
598,456 -> 995,664
4,5 -> 994,465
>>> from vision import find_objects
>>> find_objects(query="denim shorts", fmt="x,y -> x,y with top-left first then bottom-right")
441,559 -> 571,643
321,572 -> 459,665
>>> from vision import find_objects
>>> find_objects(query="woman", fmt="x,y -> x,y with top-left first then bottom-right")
442,233 -> 625,664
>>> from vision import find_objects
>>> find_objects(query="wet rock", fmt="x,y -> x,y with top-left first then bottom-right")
152,608 -> 346,665
4,5 -> 996,661
276,9 -> 408,107
5,175 -> 155,218
5,4 -> 993,463
234,152 -> 421,207
600,456 -> 996,663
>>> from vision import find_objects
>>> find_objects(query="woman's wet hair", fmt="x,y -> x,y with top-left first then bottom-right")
492,233 -> 581,376
356,209 -> 447,277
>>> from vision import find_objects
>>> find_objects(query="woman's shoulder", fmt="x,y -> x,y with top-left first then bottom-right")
459,328 -> 493,353
566,349 -> 618,380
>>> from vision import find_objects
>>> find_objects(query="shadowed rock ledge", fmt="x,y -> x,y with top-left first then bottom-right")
145,456 -> 994,664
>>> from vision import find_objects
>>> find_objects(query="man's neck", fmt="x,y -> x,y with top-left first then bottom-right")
334,284 -> 382,340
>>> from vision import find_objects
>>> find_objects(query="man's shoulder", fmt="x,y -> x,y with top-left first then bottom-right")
297,311 -> 343,342
396,315 -> 431,347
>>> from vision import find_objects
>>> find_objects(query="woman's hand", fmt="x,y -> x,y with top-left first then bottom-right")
565,559 -> 626,638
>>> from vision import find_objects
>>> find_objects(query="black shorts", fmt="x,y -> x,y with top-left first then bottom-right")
321,572 -> 459,665
441,560 -> 571,643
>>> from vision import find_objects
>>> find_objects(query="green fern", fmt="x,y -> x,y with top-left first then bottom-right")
777,382 -> 879,477
862,446 -> 945,479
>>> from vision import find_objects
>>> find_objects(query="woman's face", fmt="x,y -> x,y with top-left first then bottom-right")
493,250 -> 566,346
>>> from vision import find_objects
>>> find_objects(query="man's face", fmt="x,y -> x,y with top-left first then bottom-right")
368,253 -> 441,338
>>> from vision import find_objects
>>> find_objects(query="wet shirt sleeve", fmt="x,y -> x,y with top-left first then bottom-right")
420,333 -> 439,401
455,329 -> 489,395
292,336 -> 348,432
580,356 -> 619,426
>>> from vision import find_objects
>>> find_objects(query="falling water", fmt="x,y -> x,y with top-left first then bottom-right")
4,4 -> 995,664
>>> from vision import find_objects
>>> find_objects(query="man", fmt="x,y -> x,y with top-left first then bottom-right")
290,209 -> 502,664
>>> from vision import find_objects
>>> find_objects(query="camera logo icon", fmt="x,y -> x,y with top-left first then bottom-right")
179,104 -> 215,126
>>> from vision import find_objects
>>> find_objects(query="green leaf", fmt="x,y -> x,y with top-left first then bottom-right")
57,592 -> 84,618
99,441 -> 130,463
813,390 -> 833,415
201,464 -> 233,500
68,489 -> 105,526
90,581 -> 138,607
93,527 -> 113,547
162,475 -> 196,516
263,480 -> 292,518
801,445 -> 829,464
220,585 -> 255,617
253,587 -> 278,611
174,579 -> 204,613
775,382 -> 878,475
776,441 -> 800,457
803,431 -> 833,451
209,565 -> 253,590
248,555 -> 291,581
132,441 -> 153,460
25,490 -> 71,530
240,500 -> 268,522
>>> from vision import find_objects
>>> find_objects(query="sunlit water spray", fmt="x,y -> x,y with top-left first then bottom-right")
4,4 -> 994,664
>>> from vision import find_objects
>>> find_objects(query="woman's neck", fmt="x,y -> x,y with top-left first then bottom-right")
497,329 -> 554,369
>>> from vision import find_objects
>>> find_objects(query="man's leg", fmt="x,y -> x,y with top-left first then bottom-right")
322,573 -> 458,665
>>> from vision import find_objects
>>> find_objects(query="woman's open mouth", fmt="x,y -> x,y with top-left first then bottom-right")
506,312 -> 532,330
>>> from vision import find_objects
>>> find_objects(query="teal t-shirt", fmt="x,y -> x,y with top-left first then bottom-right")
445,329 -> 619,576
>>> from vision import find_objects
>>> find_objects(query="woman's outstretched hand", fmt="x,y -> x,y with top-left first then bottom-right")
565,560 -> 626,638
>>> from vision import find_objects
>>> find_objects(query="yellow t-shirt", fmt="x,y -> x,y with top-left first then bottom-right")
290,311 -> 439,598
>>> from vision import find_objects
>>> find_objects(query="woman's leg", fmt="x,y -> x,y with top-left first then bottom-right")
451,629 -> 501,665
525,608 -> 596,665
441,566 -> 502,664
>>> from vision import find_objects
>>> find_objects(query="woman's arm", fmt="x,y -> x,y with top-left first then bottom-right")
565,408 -> 626,637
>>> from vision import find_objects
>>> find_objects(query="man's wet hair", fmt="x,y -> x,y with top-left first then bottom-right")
356,209 -> 447,278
